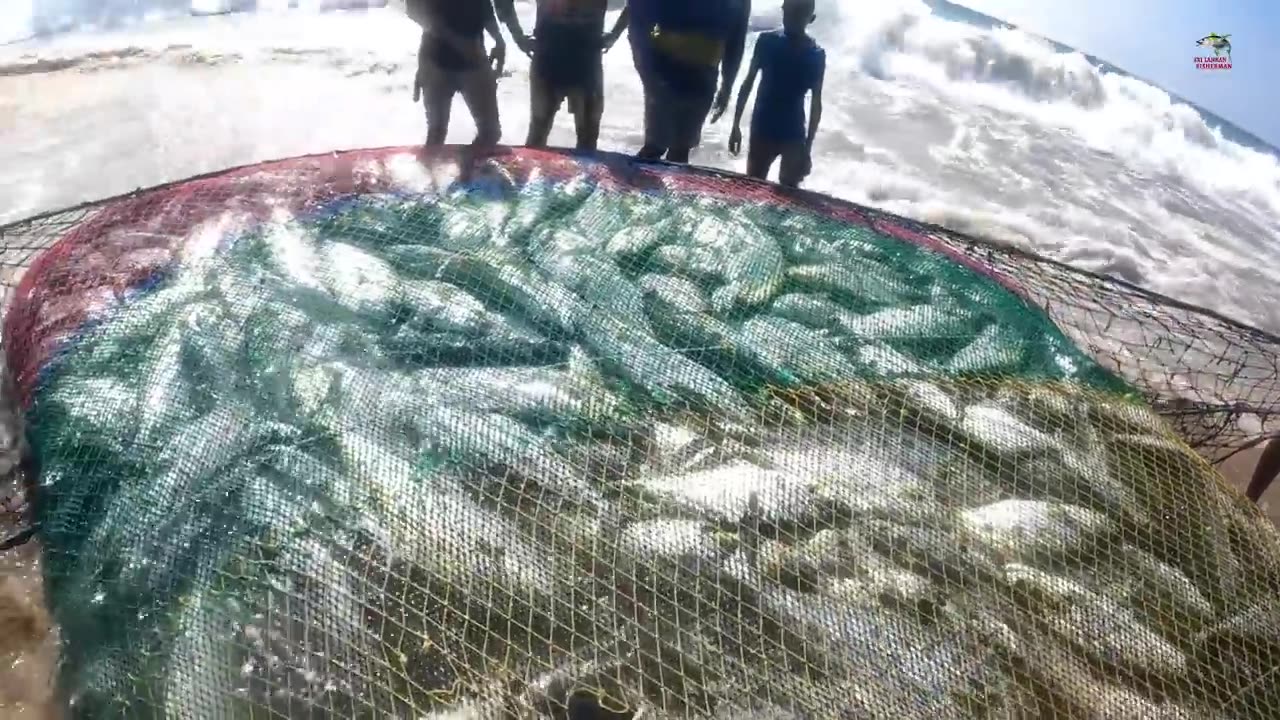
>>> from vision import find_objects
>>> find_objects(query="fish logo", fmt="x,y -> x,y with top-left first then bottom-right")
1194,33 -> 1232,70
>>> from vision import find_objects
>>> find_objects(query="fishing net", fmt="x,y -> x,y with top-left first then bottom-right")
1,146 -> 1279,718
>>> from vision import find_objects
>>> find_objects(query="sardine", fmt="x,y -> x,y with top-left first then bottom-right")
1003,563 -> 1189,678
1073,544 -> 1215,641
638,274 -> 710,315
411,349 -> 634,431
605,224 -> 664,258
619,519 -> 723,580
960,403 -> 1058,456
433,248 -> 587,337
643,281 -> 795,392
655,215 -> 786,314
836,304 -> 973,349
743,570 -> 1011,719
960,498 -> 1117,567
637,459 -> 826,530
945,322 -> 1028,374
776,222 -> 887,265
738,317 -> 863,387
319,242 -> 399,316
768,293 -> 852,331
768,431 -> 949,524
784,261 -> 922,311
394,279 -> 495,335
411,404 -> 604,508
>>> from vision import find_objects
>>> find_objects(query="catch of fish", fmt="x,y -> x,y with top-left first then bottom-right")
14,154 -> 1280,719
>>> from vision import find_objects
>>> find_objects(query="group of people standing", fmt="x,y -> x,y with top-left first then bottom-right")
406,0 -> 826,188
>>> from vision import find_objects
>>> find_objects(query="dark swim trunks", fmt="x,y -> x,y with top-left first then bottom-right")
532,19 -> 604,93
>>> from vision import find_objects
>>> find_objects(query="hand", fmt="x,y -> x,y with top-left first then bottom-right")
490,41 -> 507,75
412,69 -> 422,102
728,126 -> 743,155
515,33 -> 535,57
602,32 -> 620,53
709,86 -> 732,123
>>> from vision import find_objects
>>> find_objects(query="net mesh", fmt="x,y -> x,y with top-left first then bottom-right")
0,146 -> 1278,718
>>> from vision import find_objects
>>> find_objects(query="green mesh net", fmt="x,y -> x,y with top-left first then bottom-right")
0,147 -> 1278,718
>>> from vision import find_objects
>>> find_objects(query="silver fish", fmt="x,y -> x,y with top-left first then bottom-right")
736,558 -> 1011,720
637,459 -> 826,530
1003,563 -> 1189,678
394,279 -> 496,335
960,402 -> 1059,456
738,317 -> 863,387
413,351 -> 632,430
642,280 -> 794,393
960,498 -> 1117,567
318,242 -> 399,316
638,274 -> 711,315
837,304 -> 972,346
657,215 -> 786,314
768,292 -> 852,331
945,322 -> 1028,374
784,261 -> 922,310
767,427 -> 949,524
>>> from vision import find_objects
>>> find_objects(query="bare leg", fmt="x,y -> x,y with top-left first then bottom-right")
423,68 -> 454,146
1247,437 -> 1280,501
638,74 -> 666,160
527,73 -> 559,148
460,66 -> 502,146
572,89 -> 603,152
746,137 -> 779,181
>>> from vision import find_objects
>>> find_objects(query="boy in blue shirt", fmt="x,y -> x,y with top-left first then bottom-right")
728,0 -> 825,187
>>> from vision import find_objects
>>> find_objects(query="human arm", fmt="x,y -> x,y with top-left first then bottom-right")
484,0 -> 508,74
603,6 -> 630,52
805,55 -> 824,152
797,55 -> 823,175
711,0 -> 751,120
412,30 -> 427,102
492,0 -> 533,56
728,39 -> 763,154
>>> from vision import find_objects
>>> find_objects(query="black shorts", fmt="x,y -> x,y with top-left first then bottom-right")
532,22 -> 603,93
531,59 -> 605,123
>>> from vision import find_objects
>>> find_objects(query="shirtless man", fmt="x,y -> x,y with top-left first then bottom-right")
496,0 -> 630,151
408,0 -> 507,146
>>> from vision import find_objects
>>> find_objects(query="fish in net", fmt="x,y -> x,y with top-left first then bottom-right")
1,147 -> 1279,718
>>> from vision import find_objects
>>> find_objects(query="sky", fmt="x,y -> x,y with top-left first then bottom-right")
961,0 -> 1280,149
